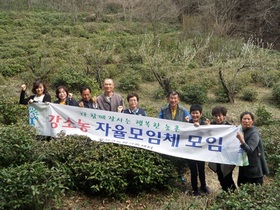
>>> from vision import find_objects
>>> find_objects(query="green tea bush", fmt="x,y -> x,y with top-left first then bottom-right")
255,105 -> 272,126
142,105 -> 159,118
118,71 -> 141,92
272,83 -> 280,106
0,58 -> 27,77
41,25 -> 52,34
153,88 -> 166,100
127,50 -> 143,64
35,135 -> 177,197
241,88 -> 258,102
181,84 -> 208,104
52,68 -> 99,92
69,142 -> 177,197
211,171 -> 280,209
35,135 -> 90,167
252,70 -> 280,88
0,98 -> 28,125
214,86 -> 229,103
135,65 -> 156,82
0,123 -> 37,168
0,46 -> 27,59
259,124 -> 280,175
0,161 -> 68,210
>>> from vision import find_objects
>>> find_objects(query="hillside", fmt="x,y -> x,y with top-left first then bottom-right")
0,10 -> 279,119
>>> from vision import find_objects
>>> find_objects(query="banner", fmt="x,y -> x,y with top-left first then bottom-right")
28,103 -> 248,166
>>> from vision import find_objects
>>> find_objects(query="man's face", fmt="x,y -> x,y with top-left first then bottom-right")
81,89 -> 91,102
103,79 -> 114,93
168,94 -> 180,109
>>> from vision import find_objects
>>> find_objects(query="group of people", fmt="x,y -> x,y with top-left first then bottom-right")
19,79 -> 269,196
20,78 -> 125,112
158,91 -> 269,196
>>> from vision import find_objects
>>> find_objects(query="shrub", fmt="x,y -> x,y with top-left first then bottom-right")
35,135 -> 177,197
272,83 -> 280,106
181,84 -> 208,104
68,142 -> 177,197
251,70 -> 280,88
41,25 -> 52,34
0,123 -> 37,168
142,104 -> 159,118
118,72 -> 141,91
214,86 -> 232,103
51,68 -> 99,92
259,124 -> 280,175
0,58 -> 27,77
241,88 -> 258,102
211,172 -> 280,209
0,98 -> 28,125
0,161 -> 68,210
255,105 -> 272,126
153,88 -> 166,100
136,65 -> 156,82
35,135 -> 90,167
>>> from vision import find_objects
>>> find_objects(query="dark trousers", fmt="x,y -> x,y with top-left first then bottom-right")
216,164 -> 236,192
238,167 -> 263,186
188,159 -> 206,191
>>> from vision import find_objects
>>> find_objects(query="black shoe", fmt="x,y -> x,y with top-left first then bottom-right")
192,190 -> 200,196
200,186 -> 210,194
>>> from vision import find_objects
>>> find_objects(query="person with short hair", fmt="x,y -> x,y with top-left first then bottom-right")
188,104 -> 210,196
96,78 -> 124,112
19,80 -> 51,104
122,93 -> 147,116
236,111 -> 269,186
159,90 -> 191,191
159,91 -> 190,122
78,86 -> 98,109
53,85 -> 78,106
208,106 -> 236,193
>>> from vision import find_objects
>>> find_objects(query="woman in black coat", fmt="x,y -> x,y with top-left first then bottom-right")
53,85 -> 77,106
236,111 -> 269,186
19,80 -> 51,104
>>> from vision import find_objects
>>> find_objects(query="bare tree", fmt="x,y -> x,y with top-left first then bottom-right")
83,45 -> 115,89
218,65 -> 246,104
133,0 -> 180,37
139,34 -> 211,96
112,0 -> 140,21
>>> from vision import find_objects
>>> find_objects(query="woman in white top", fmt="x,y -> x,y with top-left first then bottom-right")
19,80 -> 51,104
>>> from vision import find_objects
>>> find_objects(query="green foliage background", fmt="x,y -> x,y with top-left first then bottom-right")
0,4 -> 280,209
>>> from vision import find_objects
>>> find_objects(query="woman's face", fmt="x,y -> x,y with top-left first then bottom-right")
58,88 -> 67,100
35,84 -> 45,96
241,114 -> 254,129
128,96 -> 138,110
213,113 -> 226,124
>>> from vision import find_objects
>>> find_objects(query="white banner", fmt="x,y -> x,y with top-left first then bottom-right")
28,103 -> 248,166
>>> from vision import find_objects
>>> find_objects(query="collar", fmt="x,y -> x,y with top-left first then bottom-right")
129,108 -> 139,114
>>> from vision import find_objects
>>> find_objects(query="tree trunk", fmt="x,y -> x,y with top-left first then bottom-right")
152,71 -> 171,96
219,68 -> 235,103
